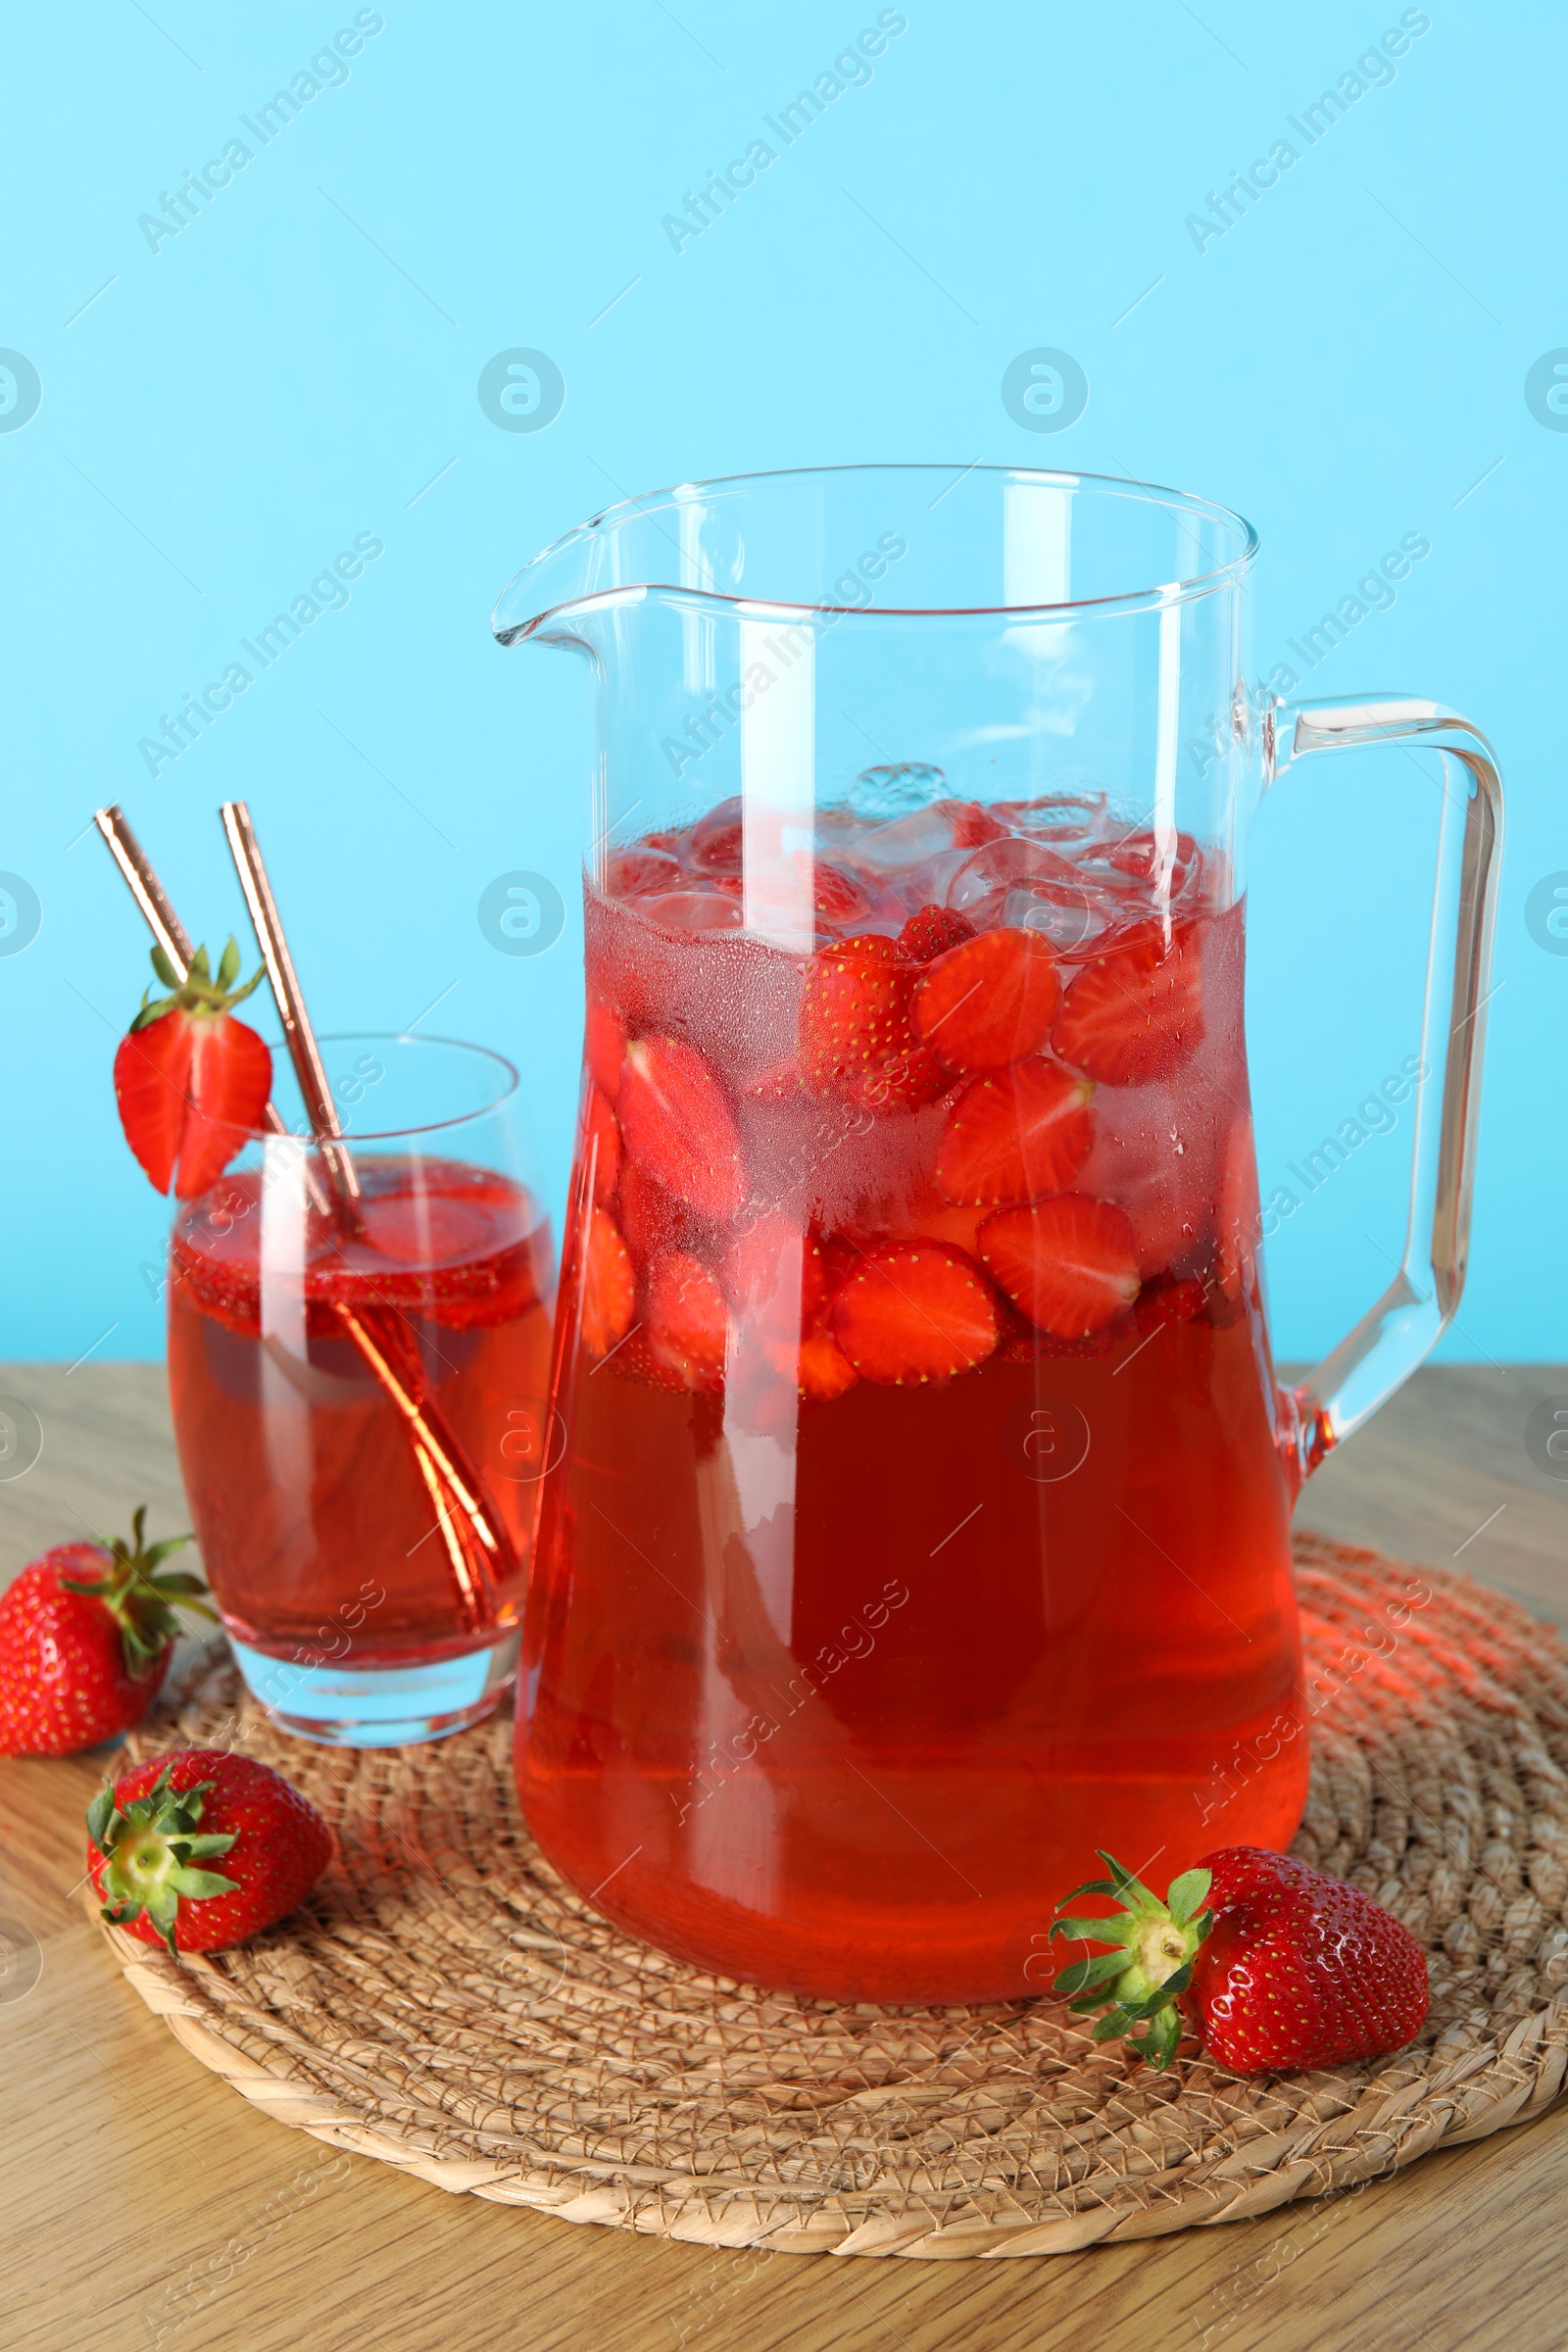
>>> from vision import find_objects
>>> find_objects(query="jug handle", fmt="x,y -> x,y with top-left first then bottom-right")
1263,693 -> 1504,1495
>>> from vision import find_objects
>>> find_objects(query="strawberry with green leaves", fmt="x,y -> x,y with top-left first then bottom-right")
87,1747 -> 332,1956
1049,1846 -> 1429,2075
113,940 -> 272,1200
0,1510 -> 214,1756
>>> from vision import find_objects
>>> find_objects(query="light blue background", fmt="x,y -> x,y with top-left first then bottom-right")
1,0 -> 1561,1364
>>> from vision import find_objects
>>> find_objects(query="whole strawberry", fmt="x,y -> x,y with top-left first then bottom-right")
0,1510 -> 214,1756
113,938 -> 271,1200
87,1748 -> 332,1955
1049,1846 -> 1429,2074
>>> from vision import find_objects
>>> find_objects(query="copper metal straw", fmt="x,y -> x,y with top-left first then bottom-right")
94,804 -> 511,1632
220,801 -> 363,1224
92,806 -> 196,976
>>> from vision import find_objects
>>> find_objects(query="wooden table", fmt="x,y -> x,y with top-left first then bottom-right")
5,1361 -> 1567,2352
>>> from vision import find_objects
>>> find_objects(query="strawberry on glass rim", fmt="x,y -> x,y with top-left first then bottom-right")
113,939 -> 272,1199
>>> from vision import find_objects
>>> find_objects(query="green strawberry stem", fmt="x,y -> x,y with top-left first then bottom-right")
88,1763 -> 238,1955
59,1505 -> 216,1678
1047,1851 -> 1216,2071
128,938 -> 266,1034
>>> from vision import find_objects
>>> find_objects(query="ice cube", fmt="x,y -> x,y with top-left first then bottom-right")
944,836 -> 1078,910
1002,886 -> 1117,955
848,761 -> 949,821
1095,829 -> 1201,902
898,849 -> 975,911
993,792 -> 1107,846
851,800 -> 1002,878
636,890 -> 746,934
944,837 -> 1117,952
812,805 -> 867,855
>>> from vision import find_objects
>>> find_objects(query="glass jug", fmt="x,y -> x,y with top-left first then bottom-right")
492,466 -> 1501,2005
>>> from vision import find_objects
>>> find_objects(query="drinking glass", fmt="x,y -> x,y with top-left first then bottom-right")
167,1033 -> 555,1745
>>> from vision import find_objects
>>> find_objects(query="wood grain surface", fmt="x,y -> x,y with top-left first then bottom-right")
4,1360 -> 1567,2352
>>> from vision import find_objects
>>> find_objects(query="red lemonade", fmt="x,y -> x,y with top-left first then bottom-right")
170,1158 -> 554,1672
519,787 -> 1308,2004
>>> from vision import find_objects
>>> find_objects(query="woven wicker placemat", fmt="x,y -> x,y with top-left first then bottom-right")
96,1534 -> 1568,2259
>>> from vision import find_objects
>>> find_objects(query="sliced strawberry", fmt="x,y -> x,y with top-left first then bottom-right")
579,1206 -> 636,1357
647,1251 -> 728,1391
357,1191 -> 498,1269
114,1020 -> 188,1196
993,1298 -> 1039,1361
619,1156 -> 698,1266
797,1323 -> 859,1400
1133,1272 -> 1209,1335
618,1035 -> 747,1222
977,1196 -> 1141,1338
1051,922 -> 1205,1087
799,935 -> 913,1091
1102,828 -> 1199,885
114,940 -> 271,1200
585,995 -> 626,1101
840,1040 -> 951,1113
584,1086 -> 622,1207
830,1241 -> 999,1386
912,929 -> 1061,1073
818,1234 -> 862,1296
897,904 -> 975,963
939,799 -> 1007,851
117,1009 -> 272,1200
810,861 -> 871,928
934,1057 -> 1095,1207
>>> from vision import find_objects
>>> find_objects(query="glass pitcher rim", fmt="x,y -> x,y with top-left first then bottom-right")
492,462 -> 1259,642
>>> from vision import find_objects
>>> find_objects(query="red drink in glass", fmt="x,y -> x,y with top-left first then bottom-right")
519,795 -> 1307,2002
168,1038 -> 554,1744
